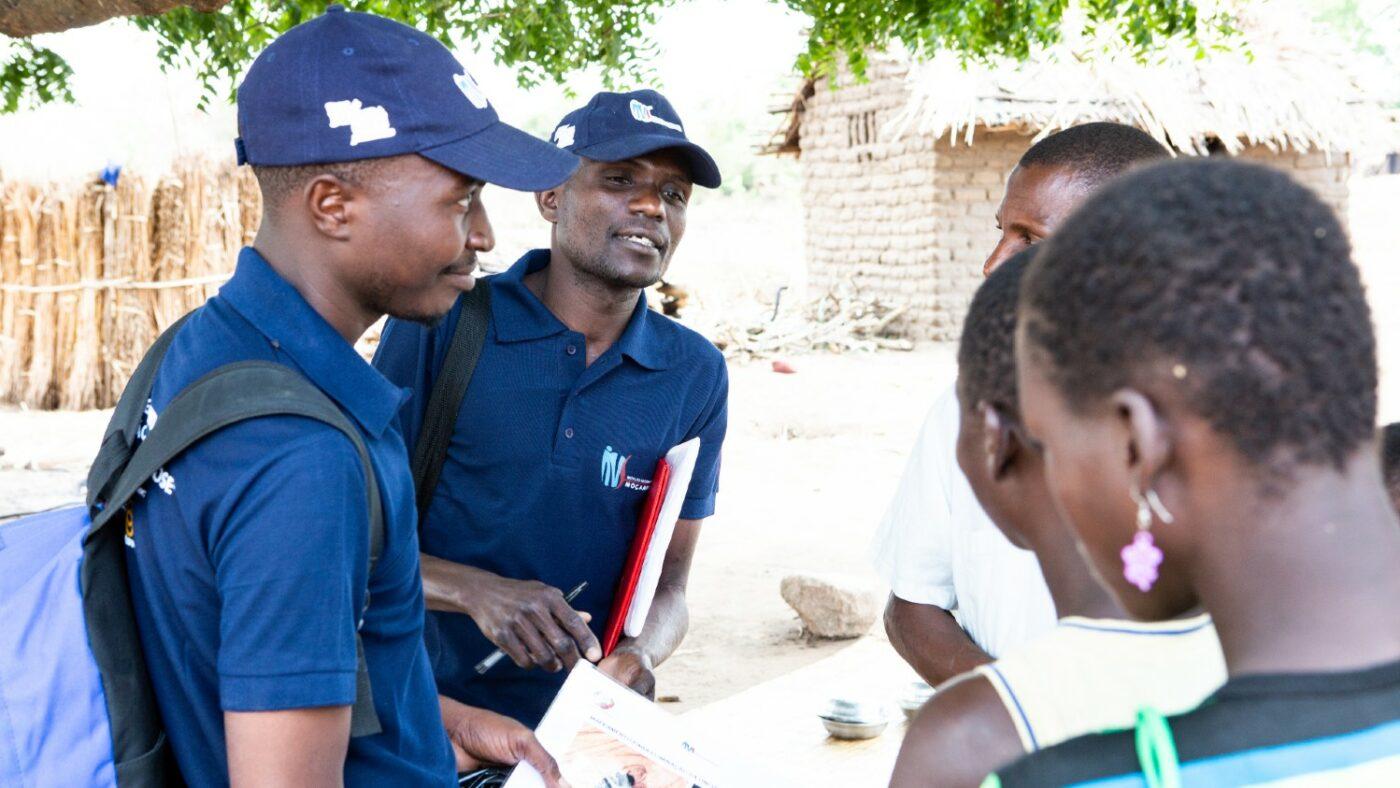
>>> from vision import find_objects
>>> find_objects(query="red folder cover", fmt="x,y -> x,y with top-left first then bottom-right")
601,457 -> 673,656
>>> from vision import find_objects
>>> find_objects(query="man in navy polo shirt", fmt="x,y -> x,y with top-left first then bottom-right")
375,90 -> 728,727
123,8 -> 575,786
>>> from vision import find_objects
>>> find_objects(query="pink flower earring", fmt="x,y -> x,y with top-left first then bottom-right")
1122,487 -> 1174,592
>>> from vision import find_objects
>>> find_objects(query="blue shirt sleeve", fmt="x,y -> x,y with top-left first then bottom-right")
373,312 -> 450,457
679,358 -> 728,520
202,429 -> 370,712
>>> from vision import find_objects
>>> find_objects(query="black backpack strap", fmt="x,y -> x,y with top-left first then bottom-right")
410,281 -> 491,522
86,313 -> 195,509
80,313 -> 195,786
89,361 -> 387,740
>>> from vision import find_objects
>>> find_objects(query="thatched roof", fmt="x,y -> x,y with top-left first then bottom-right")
775,6 -> 1394,156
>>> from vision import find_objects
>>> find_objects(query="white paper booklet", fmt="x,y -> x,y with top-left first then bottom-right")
505,661 -> 729,788
625,436 -> 701,637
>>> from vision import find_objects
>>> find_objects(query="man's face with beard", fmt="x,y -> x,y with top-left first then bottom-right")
538,150 -> 692,291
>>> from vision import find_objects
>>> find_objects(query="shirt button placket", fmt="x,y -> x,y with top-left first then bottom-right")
557,336 -> 583,456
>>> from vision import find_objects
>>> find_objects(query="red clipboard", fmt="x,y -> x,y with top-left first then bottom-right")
601,457 -> 673,656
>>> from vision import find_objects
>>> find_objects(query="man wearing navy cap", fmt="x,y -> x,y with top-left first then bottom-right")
375,90 -> 728,727
123,7 -> 572,786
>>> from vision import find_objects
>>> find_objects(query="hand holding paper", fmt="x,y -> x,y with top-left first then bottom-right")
438,695 -> 565,786
596,647 -> 656,699
504,662 -> 728,788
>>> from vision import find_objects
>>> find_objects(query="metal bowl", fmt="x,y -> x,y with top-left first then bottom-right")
898,681 -> 935,721
820,697 -> 887,723
820,715 -> 890,740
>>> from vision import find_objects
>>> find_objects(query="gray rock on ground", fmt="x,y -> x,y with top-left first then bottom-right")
780,573 -> 880,639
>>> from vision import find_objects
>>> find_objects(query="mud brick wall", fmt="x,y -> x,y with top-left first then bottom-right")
798,64 -> 1351,342
798,60 -> 1031,341
1237,145 -> 1352,220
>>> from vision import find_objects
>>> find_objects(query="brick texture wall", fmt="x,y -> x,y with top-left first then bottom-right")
926,132 -> 1030,338
798,71 -> 1354,343
1236,145 -> 1352,220
798,62 -> 1033,341
799,60 -> 945,340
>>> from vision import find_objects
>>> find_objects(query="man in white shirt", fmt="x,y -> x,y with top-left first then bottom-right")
873,123 -> 1170,684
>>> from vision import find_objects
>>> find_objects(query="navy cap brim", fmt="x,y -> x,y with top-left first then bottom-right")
420,120 -> 578,191
574,134 -> 722,189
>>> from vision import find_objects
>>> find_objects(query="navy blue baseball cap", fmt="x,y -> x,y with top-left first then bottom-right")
235,5 -> 577,191
548,90 -> 721,188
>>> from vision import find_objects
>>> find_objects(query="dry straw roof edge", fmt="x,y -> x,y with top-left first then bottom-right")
895,6 -> 1395,156
777,5 -> 1395,157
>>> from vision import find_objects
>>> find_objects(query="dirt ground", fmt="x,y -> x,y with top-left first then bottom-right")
0,345 -> 953,713
657,347 -> 954,710
3,174 -> 1399,714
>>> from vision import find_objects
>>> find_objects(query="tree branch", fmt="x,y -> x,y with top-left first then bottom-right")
0,0 -> 231,38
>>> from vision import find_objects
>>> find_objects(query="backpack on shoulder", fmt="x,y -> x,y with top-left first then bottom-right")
0,313 -> 386,787
410,280 -> 492,519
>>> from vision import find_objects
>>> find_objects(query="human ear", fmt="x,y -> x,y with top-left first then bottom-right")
980,402 -> 1018,481
306,176 -> 352,240
535,187 -> 561,223
1111,388 -> 1172,492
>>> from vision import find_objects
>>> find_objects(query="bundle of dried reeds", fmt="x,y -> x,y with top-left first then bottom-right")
102,172 -> 153,408
28,186 -> 76,410
237,167 -> 260,246
148,169 -> 191,334
1,183 -> 41,404
58,184 -> 107,410
0,159 -> 260,410
0,182 -> 27,401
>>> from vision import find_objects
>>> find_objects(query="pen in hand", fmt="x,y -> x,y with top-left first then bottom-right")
474,580 -> 589,675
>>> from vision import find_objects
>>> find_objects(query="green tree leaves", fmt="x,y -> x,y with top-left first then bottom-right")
787,0 -> 1208,81
1,0 -> 1211,114
1,41 -> 75,113
132,1 -> 678,109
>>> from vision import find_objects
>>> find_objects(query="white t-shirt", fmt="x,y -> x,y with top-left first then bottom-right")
870,384 -> 1056,658
973,613 -> 1227,752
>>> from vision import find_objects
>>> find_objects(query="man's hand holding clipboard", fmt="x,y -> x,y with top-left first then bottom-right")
601,438 -> 702,657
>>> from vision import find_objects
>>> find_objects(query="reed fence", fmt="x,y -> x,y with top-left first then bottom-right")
0,161 -> 260,410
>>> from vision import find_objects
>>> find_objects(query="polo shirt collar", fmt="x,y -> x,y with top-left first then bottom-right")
490,250 -> 568,343
491,249 -> 671,371
219,247 -> 407,438
613,290 -> 668,371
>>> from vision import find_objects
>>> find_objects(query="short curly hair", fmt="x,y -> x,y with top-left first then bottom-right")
1018,122 -> 1169,187
1020,158 -> 1377,471
958,248 -> 1034,417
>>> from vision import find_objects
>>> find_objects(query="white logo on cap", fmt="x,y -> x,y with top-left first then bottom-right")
454,71 -> 489,109
553,124 -> 576,148
324,99 -> 397,146
629,99 -> 682,133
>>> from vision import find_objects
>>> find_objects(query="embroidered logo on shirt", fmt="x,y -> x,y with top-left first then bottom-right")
136,399 -> 176,496
152,468 -> 176,496
324,99 -> 397,146
137,401 -> 158,440
601,445 -> 651,492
